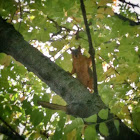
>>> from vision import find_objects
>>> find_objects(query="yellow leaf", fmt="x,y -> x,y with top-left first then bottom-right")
96,21 -> 103,28
129,72 -> 138,82
97,8 -> 105,13
98,0 -> 112,6
104,8 -> 114,16
67,129 -> 76,140
30,15 -> 35,20
33,131 -> 40,139
20,96 -> 25,102
72,17 -> 82,23
96,14 -> 105,19
121,106 -> 130,117
115,74 -> 127,83
137,82 -> 140,88
0,54 -> 11,67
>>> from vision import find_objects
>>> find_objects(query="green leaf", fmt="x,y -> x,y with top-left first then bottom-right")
51,40 -> 67,50
64,118 -> 84,134
84,125 -> 97,140
30,109 -> 44,126
114,120 -> 120,134
99,122 -> 109,136
55,52 -> 72,72
51,113 -> 66,140
33,94 -> 40,106
76,126 -> 83,140
43,109 -> 52,125
14,65 -> 27,75
99,84 -> 114,105
84,114 -> 97,123
52,95 -> 66,106
4,105 -> 12,117
22,100 -> 32,115
98,109 -> 108,120
132,112 -> 140,133
0,53 -> 11,67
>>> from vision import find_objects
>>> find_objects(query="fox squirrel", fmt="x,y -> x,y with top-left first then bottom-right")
71,46 -> 93,91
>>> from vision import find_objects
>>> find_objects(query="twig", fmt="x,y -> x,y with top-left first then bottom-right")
47,16 -> 71,38
80,0 -> 98,94
115,13 -> 140,26
97,54 -> 120,75
83,116 -> 119,126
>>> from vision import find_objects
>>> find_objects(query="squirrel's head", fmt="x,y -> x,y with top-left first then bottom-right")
71,46 -> 82,58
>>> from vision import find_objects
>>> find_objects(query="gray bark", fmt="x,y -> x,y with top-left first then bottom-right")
0,17 -> 105,118
0,17 -> 140,140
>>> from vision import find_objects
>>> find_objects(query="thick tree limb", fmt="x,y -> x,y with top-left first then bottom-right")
0,16 -> 105,118
80,0 -> 98,94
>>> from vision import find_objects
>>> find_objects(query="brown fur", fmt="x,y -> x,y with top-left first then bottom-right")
71,46 -> 93,91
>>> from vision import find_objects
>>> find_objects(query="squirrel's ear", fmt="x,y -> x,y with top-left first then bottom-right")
78,46 -> 81,50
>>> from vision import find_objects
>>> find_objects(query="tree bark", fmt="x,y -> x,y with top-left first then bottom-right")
0,17 -> 105,118
0,17 -> 140,139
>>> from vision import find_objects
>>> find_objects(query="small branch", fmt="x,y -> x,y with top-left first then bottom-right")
38,101 -> 67,112
47,16 -> 71,38
119,0 -> 140,8
80,0 -> 98,94
115,13 -> 140,26
98,54 -> 139,92
0,116 -> 24,140
97,54 -> 120,75
84,116 -> 118,126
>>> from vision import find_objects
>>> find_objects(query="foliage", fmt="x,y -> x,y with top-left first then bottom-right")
0,0 -> 140,139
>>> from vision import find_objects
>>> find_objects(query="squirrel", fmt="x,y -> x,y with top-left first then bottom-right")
71,46 -> 93,92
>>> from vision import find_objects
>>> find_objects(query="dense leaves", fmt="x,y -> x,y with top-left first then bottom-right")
0,0 -> 140,139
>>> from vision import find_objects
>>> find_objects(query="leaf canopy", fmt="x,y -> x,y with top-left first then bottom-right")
0,0 -> 140,139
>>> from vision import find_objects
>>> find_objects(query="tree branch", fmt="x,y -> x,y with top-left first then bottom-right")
38,101 -> 67,112
119,0 -> 140,8
80,0 -> 98,94
47,16 -> 71,39
0,16 -> 105,118
0,116 -> 24,140
115,0 -> 140,25
115,13 -> 140,26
